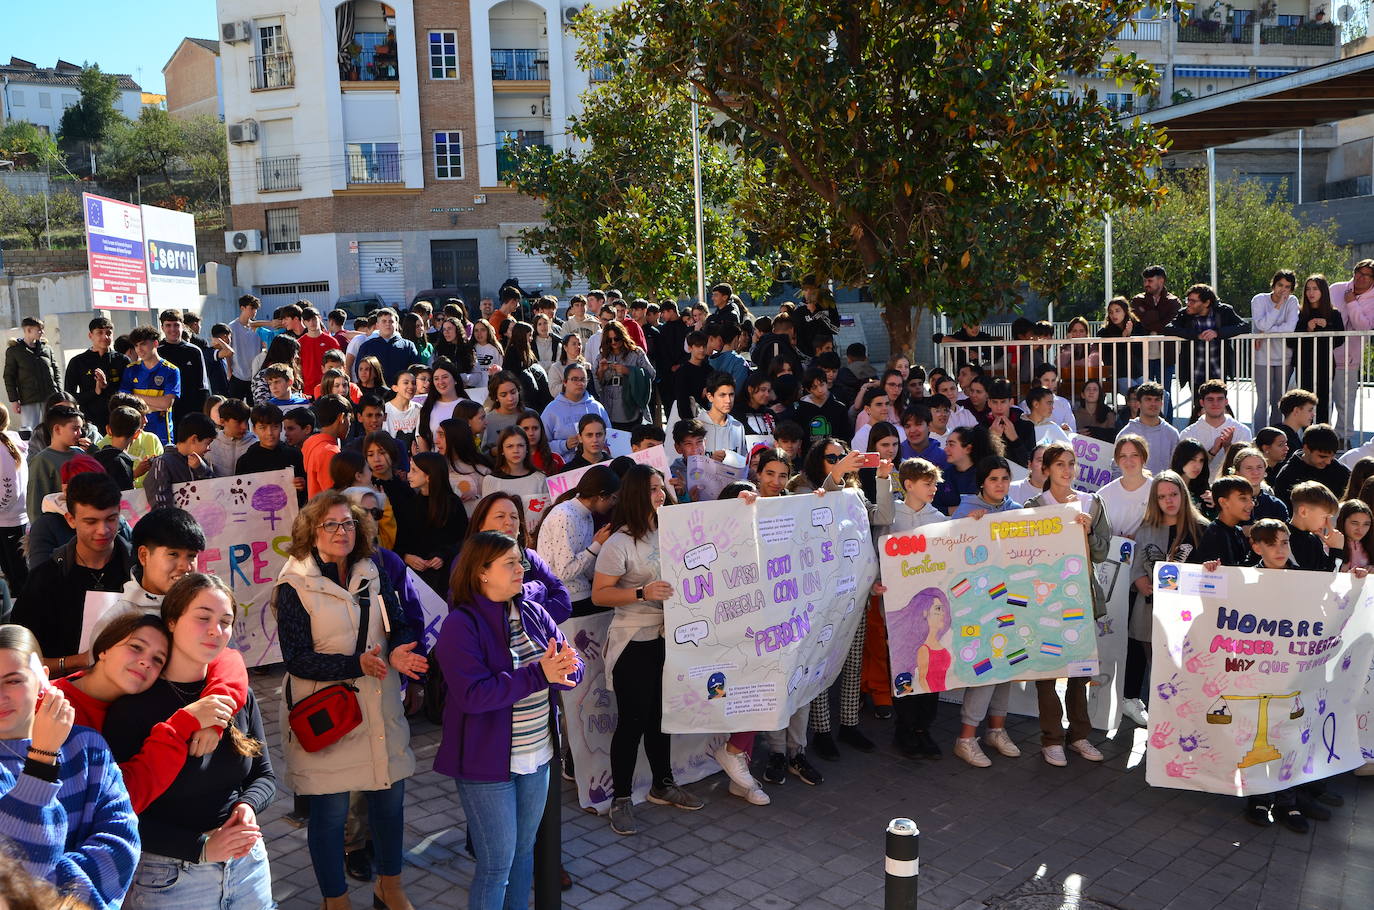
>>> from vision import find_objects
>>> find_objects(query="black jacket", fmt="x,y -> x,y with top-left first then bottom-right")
64,349 -> 129,433
14,536 -> 135,658
4,339 -> 60,405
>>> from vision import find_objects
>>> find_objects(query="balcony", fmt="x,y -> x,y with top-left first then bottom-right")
341,30 -> 398,83
1117,19 -> 1164,42
1177,20 -> 1340,46
345,149 -> 402,185
496,133 -> 549,181
250,52 -> 294,91
1261,23 -> 1340,46
257,155 -> 301,192
491,48 -> 548,82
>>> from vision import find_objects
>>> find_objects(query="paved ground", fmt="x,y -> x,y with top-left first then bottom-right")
249,670 -> 1372,910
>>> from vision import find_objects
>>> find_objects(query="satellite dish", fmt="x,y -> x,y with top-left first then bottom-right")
1337,4 -> 1356,23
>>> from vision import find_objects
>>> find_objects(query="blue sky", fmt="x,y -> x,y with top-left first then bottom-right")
7,2 -> 218,95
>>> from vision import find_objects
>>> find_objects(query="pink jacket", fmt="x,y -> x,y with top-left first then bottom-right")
1330,280 -> 1374,369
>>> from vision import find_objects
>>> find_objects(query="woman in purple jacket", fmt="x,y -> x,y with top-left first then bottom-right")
435,531 -> 582,910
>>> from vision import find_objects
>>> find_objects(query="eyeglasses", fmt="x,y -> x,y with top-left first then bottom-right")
319,519 -> 357,535
824,453 -> 843,464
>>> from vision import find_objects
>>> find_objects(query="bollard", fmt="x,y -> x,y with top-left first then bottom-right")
884,817 -> 920,910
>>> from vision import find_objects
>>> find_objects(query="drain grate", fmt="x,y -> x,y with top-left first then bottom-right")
982,877 -> 1123,910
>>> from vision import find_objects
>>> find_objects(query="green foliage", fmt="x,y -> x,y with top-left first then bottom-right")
103,107 -> 186,188
507,44 -> 775,301
602,0 -> 1167,348
58,65 -> 124,145
0,123 -> 60,169
0,185 -> 83,247
178,114 -> 230,184
1061,173 -> 1350,317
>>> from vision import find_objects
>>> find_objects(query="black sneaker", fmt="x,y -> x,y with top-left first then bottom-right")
1296,792 -> 1332,821
1245,800 -> 1274,827
812,731 -> 839,761
838,724 -> 876,753
561,750 -> 575,782
874,704 -> 893,720
763,752 -> 787,785
916,731 -> 943,760
789,753 -> 825,786
1280,808 -> 1310,834
345,841 -> 374,883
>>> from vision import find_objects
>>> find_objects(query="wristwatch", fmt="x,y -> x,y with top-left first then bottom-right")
635,587 -> 645,601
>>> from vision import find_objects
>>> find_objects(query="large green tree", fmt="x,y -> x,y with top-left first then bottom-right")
508,57 -> 776,300
1062,172 -> 1351,317
58,65 -> 124,148
602,0 -> 1168,350
103,107 -> 186,191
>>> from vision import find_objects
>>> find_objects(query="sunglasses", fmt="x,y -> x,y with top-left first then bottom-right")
824,453 -> 843,464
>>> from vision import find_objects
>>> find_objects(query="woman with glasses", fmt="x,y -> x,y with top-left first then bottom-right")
540,363 -> 609,463
274,492 -> 428,910
594,323 -> 654,431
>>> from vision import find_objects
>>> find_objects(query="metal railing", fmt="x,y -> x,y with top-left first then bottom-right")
250,52 -> 295,91
1318,175 -> 1373,202
491,48 -> 549,81
1177,21 -> 1340,46
1260,24 -> 1340,46
496,143 -> 550,181
345,149 -> 402,184
257,155 -> 300,192
933,329 -> 1372,439
1117,19 -> 1165,41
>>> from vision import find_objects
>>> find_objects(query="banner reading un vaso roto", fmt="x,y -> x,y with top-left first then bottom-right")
171,469 -> 299,667
1147,563 -> 1374,796
658,490 -> 878,733
879,504 -> 1098,696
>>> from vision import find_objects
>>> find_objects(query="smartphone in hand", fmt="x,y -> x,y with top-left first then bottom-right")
855,452 -> 881,469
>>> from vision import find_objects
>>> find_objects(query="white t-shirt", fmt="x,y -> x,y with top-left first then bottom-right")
1096,475 -> 1152,538
0,431 -> 29,527
427,397 -> 461,441
594,529 -> 664,641
385,400 -> 422,438
1181,416 -> 1253,480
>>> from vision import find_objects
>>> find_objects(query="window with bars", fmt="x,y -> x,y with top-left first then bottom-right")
434,131 -> 463,180
265,208 -> 301,254
429,30 -> 459,79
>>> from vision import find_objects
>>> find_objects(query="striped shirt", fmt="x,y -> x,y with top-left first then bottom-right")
0,726 -> 139,909
508,605 -> 553,774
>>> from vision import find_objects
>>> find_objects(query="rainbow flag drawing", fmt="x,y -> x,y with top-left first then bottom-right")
997,614 -> 1016,627
973,658 -> 993,676
1005,593 -> 1028,609
988,581 -> 1008,599
1061,607 -> 1085,621
952,578 -> 972,598
1007,648 -> 1028,665
1041,642 -> 1064,657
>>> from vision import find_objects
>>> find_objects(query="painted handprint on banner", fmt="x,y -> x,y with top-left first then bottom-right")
1185,650 -> 1214,675
1279,751 -> 1297,781
1202,672 -> 1228,699
1165,757 -> 1198,779
587,771 -> 613,805
1156,673 -> 1185,702
1150,721 -> 1174,750
573,628 -> 602,662
1178,732 -> 1209,753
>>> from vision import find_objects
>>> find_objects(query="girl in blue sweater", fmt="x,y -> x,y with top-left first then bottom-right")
0,624 -> 138,909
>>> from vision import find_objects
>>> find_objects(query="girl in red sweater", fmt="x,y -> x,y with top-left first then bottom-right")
52,613 -> 248,812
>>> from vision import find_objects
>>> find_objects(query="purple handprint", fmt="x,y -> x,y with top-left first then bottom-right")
587,770 -> 613,805
1317,688 -> 1328,715
573,629 -> 602,661
1178,732 -> 1209,753
1156,673 -> 1183,702
1303,742 -> 1316,775
1279,751 -> 1297,781
1301,725 -> 1311,744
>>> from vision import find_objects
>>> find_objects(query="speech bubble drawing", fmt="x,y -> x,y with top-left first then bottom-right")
683,543 -> 719,571
841,538 -> 861,559
817,624 -> 834,644
674,620 -> 710,646
788,666 -> 806,693
811,506 -> 833,529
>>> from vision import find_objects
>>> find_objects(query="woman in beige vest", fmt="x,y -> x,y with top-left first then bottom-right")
275,491 -> 428,910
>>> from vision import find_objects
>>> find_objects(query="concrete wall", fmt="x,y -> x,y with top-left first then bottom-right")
0,249 -> 88,275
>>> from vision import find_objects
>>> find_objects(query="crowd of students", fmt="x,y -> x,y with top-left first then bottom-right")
0,270 -> 1370,908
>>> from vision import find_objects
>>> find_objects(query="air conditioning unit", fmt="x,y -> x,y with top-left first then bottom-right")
227,120 -> 259,144
221,21 -> 252,44
541,96 -> 552,117
562,5 -> 586,27
225,229 -> 263,253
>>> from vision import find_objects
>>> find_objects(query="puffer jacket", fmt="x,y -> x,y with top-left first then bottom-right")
4,339 -> 60,405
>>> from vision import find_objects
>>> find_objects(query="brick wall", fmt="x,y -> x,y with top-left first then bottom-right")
1,249 -> 88,275
165,43 -> 220,120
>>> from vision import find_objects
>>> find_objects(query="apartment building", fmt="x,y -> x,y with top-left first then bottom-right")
215,0 -> 607,311
0,58 -> 143,134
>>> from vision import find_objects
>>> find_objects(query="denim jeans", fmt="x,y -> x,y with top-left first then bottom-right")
455,762 -> 550,910
125,840 -> 276,909
308,782 -> 406,899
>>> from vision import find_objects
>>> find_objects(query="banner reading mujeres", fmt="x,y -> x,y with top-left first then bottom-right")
658,490 -> 878,733
1147,563 -> 1374,795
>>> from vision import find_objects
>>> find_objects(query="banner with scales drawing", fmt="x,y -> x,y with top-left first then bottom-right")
1146,563 -> 1374,795
658,490 -> 878,733
879,504 -> 1098,696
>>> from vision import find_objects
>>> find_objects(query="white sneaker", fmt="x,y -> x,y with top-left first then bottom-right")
1354,761 -> 1374,777
1069,739 -> 1104,762
1042,745 -> 1068,767
1121,698 -> 1150,727
728,781 -> 771,805
711,744 -> 760,790
984,728 -> 1021,758
953,737 -> 992,768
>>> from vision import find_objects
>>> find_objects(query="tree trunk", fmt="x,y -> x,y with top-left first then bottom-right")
877,290 -> 922,363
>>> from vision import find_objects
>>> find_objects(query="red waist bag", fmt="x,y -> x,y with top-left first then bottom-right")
285,582 -> 371,753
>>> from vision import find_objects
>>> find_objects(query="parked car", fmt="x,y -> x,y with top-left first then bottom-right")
334,293 -> 385,319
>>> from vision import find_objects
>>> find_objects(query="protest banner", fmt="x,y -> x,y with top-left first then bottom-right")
745,434 -> 775,452
684,455 -> 748,502
408,567 -> 447,654
605,428 -> 632,457
171,469 -> 299,667
559,612 -> 724,812
546,443 -> 670,500
1361,653 -> 1374,766
1068,434 -> 1120,494
1146,564 -> 1374,795
658,490 -> 878,733
119,487 -> 151,529
937,534 -> 1131,733
880,505 -> 1097,696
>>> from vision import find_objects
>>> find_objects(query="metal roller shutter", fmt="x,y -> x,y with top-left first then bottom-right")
358,240 -> 405,306
505,238 -> 554,292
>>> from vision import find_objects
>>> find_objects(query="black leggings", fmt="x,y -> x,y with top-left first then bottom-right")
611,637 -> 671,795
1125,591 -> 1149,700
